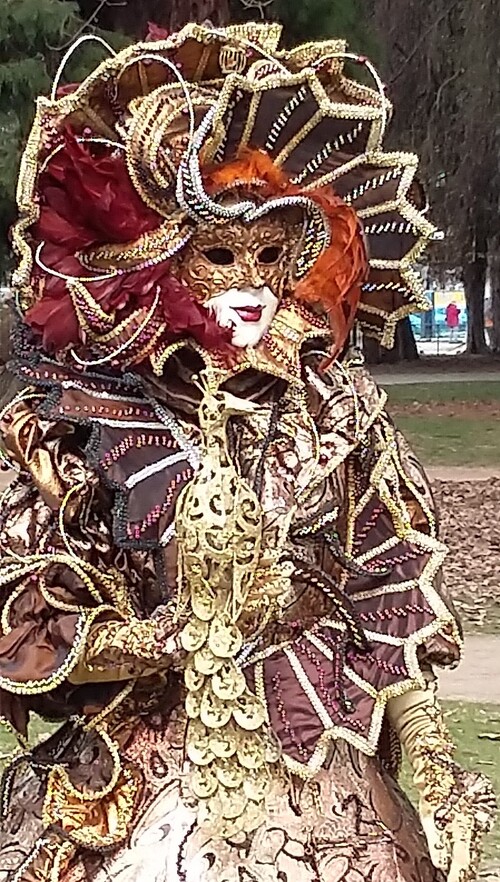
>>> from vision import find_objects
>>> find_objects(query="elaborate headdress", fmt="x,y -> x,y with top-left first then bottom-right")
12,22 -> 435,372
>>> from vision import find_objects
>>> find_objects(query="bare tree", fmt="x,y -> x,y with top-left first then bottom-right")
365,0 -> 499,354
488,228 -> 500,352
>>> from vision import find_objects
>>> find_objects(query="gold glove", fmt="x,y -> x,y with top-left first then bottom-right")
387,681 -> 495,882
69,604 -> 184,685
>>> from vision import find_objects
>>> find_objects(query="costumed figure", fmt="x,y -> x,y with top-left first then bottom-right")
0,21 -> 495,882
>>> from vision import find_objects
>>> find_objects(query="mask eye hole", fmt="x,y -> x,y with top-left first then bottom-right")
257,245 -> 282,265
203,247 -> 235,266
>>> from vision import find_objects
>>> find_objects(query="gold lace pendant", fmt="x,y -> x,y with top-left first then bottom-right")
175,385 -> 281,837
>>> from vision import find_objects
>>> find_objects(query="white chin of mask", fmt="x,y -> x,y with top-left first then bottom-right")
203,286 -> 279,348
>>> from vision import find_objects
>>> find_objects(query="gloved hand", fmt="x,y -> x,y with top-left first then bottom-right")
69,602 -> 184,684
387,680 -> 496,881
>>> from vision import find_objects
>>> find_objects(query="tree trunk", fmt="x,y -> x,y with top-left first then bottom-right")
79,0 -> 231,38
463,254 -> 488,354
363,336 -> 382,364
487,233 -> 500,353
394,317 -> 419,360
168,0 -> 231,29
363,318 -> 419,364
0,300 -> 21,408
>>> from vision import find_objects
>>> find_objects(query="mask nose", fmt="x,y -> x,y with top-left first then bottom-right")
236,250 -> 264,288
246,260 -> 266,289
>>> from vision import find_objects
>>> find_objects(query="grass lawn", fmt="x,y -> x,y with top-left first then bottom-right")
0,701 -> 498,868
392,414 -> 500,467
385,382 -> 500,467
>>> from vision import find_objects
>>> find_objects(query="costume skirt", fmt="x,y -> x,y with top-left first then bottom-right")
0,708 -> 443,882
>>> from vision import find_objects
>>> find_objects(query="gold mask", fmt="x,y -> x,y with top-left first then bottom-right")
172,214 -> 300,303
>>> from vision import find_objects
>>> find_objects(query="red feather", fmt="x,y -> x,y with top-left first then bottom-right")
28,130 -> 232,358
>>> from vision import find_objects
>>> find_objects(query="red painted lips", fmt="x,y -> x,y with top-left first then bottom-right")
233,305 -> 264,323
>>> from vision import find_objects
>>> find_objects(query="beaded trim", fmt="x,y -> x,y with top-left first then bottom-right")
8,837 -> 54,882
11,352 -> 199,551
244,407 -> 461,779
12,23 -> 433,348
0,553 -> 118,695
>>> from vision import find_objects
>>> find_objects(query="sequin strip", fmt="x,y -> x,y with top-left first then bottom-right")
126,469 -> 193,540
125,450 -> 191,490
100,432 -> 176,470
292,121 -> 364,185
265,84 -> 309,152
345,166 -> 402,204
363,220 -> 415,235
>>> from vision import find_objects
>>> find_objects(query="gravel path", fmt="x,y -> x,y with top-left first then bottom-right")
427,466 -> 500,481
439,635 -> 500,703
373,370 -> 500,385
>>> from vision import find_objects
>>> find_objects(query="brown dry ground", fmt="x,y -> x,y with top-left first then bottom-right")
433,478 -> 500,634
390,400 -> 500,418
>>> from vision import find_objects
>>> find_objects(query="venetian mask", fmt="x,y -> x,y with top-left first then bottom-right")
173,213 -> 301,347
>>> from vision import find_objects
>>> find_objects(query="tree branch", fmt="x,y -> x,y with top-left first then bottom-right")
389,0 -> 461,85
47,0 -> 111,51
432,67 -> 463,115
238,0 -> 274,18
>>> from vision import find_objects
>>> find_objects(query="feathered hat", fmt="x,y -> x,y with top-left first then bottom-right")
12,22 -> 435,371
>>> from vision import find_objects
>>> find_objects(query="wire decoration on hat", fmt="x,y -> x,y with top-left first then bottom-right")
39,137 -> 126,176
51,33 -> 117,102
312,51 -> 389,143
35,243 -> 118,285
119,52 -> 198,150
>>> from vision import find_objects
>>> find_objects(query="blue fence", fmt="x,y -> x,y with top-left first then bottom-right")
409,291 -> 467,341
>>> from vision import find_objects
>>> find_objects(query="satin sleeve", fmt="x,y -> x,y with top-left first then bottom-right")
0,400 -> 180,740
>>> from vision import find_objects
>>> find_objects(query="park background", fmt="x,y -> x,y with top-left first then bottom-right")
0,1 -> 499,879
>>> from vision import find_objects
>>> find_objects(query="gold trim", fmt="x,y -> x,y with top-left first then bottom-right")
252,409 -> 461,780
240,90 -> 264,150
274,109 -> 323,167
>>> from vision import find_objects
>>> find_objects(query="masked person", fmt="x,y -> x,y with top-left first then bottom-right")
0,22 -> 494,882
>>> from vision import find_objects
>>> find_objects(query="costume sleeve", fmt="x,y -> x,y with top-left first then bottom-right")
341,410 -> 462,673
0,399 -> 181,742
387,677 -> 496,876
244,402 -> 463,777
67,614 -> 180,685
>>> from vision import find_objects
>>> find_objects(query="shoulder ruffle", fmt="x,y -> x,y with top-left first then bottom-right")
243,393 -> 461,778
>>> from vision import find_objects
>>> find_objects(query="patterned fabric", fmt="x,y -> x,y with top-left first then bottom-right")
0,353 -> 460,880
65,709 -> 445,882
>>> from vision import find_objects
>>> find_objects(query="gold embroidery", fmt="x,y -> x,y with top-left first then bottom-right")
174,383 -> 289,836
